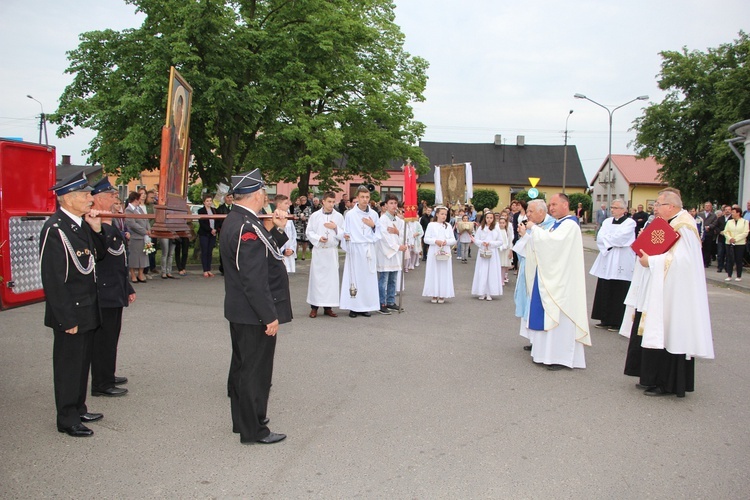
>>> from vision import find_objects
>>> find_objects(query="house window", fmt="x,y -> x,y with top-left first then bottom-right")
265,184 -> 277,196
596,194 -> 601,202
380,186 -> 403,201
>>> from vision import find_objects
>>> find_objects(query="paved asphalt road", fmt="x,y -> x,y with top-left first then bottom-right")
1,232 -> 749,498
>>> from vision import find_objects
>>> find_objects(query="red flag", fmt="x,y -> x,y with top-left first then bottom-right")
402,160 -> 418,221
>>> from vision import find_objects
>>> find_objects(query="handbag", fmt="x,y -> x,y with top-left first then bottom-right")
480,248 -> 493,259
435,246 -> 450,261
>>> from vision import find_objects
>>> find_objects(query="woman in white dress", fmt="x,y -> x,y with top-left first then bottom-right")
422,207 -> 456,303
471,212 -> 505,300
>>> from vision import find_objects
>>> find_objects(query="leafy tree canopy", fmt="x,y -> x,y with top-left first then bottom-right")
52,0 -> 429,192
470,189 -> 499,212
417,188 -> 435,207
632,31 -> 750,206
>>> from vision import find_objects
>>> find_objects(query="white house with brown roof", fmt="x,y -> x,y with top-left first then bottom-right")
590,154 -> 666,211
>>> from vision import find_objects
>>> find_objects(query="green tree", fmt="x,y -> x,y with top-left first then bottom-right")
52,0 -> 429,191
187,182 -> 204,204
470,189 -> 500,212
567,192 -> 592,221
632,32 -> 750,206
417,188 -> 435,207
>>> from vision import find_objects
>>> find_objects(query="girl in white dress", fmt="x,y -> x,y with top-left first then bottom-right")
497,216 -> 513,283
471,212 -> 505,300
422,207 -> 456,303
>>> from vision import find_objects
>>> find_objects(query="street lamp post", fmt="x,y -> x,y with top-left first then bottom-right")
574,93 -> 648,215
26,94 -> 48,145
562,109 -> 573,194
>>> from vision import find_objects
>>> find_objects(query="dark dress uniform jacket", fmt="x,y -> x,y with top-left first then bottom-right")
220,206 -> 292,326
97,223 -> 135,308
40,210 -> 105,331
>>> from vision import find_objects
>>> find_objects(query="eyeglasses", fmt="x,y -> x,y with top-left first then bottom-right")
653,202 -> 671,208
610,206 -> 625,210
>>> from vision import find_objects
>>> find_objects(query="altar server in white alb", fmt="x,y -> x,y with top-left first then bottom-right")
470,211 -> 505,300
340,185 -> 380,318
589,198 -> 636,332
422,206 -> 456,304
518,193 -> 591,370
274,194 -> 297,273
306,191 -> 345,318
621,189 -> 714,397
375,194 -> 406,314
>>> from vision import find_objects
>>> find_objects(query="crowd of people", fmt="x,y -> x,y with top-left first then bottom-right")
40,167 -> 734,443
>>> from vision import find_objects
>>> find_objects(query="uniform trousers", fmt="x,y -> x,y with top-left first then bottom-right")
53,325 -> 94,428
92,307 -> 123,393
228,322 -> 276,441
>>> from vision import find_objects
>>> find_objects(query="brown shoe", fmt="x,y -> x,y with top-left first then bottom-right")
324,309 -> 338,318
309,309 -> 318,318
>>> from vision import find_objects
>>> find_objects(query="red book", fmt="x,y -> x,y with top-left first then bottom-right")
631,216 -> 681,256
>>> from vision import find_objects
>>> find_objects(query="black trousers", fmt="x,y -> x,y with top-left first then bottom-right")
228,322 -> 276,441
174,237 -> 190,272
716,240 -> 727,271
53,326 -> 94,428
702,237 -> 715,267
92,307 -> 123,392
726,244 -> 745,278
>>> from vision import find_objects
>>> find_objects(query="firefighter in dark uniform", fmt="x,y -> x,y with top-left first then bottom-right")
90,178 -> 136,397
220,169 -> 292,445
39,171 -> 106,437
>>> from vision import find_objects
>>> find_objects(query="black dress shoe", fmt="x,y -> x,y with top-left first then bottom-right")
523,345 -> 532,351
360,311 -> 371,317
635,383 -> 655,390
79,412 -> 103,423
256,432 -> 286,444
92,387 -> 128,397
349,311 -> 358,318
114,376 -> 128,385
260,417 -> 270,425
547,364 -> 566,371
594,323 -> 610,329
58,423 -> 93,437
644,386 -> 670,396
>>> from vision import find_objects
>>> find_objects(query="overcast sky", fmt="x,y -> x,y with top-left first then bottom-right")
1,0 -> 748,183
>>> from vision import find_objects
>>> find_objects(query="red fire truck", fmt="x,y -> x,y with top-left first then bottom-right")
0,139 -> 57,309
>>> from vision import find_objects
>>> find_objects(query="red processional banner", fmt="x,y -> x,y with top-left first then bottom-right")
402,161 -> 418,221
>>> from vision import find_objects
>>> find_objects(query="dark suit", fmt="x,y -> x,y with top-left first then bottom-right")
197,206 -> 217,272
632,210 -> 649,236
220,205 -> 292,442
715,215 -> 729,271
92,223 -> 135,393
40,209 -> 105,429
216,203 -> 233,274
699,210 -> 719,267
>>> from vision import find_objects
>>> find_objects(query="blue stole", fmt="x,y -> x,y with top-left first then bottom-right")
527,216 -> 576,331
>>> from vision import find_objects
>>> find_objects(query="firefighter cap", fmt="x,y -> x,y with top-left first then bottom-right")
51,170 -> 93,196
91,177 -> 118,195
230,168 -> 265,195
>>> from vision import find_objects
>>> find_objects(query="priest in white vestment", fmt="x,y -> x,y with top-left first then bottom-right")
375,195 -> 406,314
589,199 -> 636,331
339,186 -> 380,317
620,189 -> 714,397
306,192 -> 345,318
519,194 -> 591,370
513,200 -> 555,349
